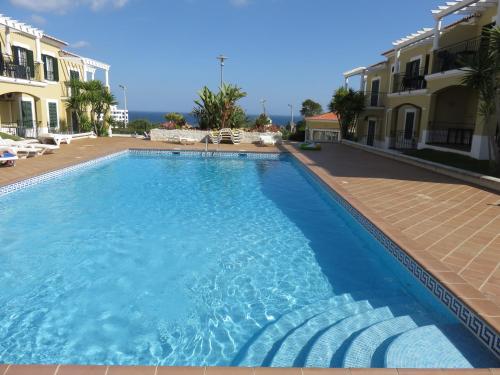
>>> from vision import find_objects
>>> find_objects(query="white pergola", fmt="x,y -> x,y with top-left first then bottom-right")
343,66 -> 367,91
60,51 -> 111,87
0,14 -> 45,63
390,0 -> 500,73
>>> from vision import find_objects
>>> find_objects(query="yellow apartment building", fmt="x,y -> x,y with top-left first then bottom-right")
0,14 -> 110,137
343,0 -> 500,160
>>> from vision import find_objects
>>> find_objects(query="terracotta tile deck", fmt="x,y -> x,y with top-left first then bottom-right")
284,143 -> 500,331
0,138 -> 499,374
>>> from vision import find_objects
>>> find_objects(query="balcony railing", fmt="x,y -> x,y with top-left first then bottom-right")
0,54 -> 40,81
0,121 -> 39,138
432,36 -> 482,74
426,122 -> 475,151
364,91 -> 387,107
392,68 -> 427,93
389,130 -> 418,150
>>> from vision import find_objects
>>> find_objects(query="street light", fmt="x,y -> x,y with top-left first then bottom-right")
118,84 -> 128,125
216,55 -> 228,87
260,99 -> 267,116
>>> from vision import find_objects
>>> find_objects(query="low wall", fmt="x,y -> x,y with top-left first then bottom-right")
150,129 -> 282,144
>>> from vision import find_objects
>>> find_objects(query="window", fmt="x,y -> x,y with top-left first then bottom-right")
42,55 -> 59,81
11,46 -> 34,79
70,70 -> 80,81
48,102 -> 58,129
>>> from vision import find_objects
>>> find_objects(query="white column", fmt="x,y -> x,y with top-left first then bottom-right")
360,73 -> 366,92
91,71 -> 95,80
394,49 -> 400,73
5,26 -> 11,55
104,69 -> 109,88
433,19 -> 442,50
83,66 -> 88,82
344,77 -> 349,89
35,36 -> 42,63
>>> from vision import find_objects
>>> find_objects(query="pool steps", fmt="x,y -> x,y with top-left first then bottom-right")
235,295 -> 499,368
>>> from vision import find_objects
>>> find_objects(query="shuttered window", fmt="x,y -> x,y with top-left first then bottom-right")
70,69 -> 80,81
42,55 -> 59,81
48,102 -> 58,128
12,46 -> 35,79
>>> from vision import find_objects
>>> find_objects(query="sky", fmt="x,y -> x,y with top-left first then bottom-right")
2,0 -> 447,115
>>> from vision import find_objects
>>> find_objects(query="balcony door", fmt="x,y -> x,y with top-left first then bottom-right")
370,80 -> 380,107
367,120 -> 376,146
404,111 -> 416,140
406,59 -> 420,78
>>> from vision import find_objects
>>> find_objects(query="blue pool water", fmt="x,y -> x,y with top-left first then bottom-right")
0,153 -> 498,368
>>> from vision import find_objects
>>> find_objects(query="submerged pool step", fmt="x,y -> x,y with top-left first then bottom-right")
342,316 -> 423,368
270,300 -> 374,367
304,306 -> 396,368
236,294 -> 355,366
385,324 -> 499,368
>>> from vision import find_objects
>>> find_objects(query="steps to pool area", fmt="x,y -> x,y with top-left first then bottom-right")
234,296 -> 498,369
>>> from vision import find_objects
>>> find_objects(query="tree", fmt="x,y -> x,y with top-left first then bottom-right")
300,99 -> 323,118
255,113 -> 271,128
461,26 -> 500,169
165,112 -> 186,127
328,87 -> 365,139
192,84 -> 247,130
66,80 -> 117,136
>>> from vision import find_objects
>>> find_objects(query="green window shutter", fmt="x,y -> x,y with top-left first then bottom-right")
48,102 -> 58,128
53,57 -> 59,81
42,55 -> 48,80
26,49 -> 35,78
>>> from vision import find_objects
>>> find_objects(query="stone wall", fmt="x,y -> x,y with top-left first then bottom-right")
150,129 -> 282,144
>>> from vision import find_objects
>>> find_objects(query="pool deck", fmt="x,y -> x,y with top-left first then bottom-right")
0,137 -> 499,374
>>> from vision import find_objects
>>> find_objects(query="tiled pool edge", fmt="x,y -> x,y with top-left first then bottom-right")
0,149 -> 282,197
289,152 -> 500,360
0,147 -> 498,364
0,365 -> 499,375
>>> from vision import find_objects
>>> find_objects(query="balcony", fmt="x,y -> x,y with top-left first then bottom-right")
392,68 -> 427,93
432,37 -> 482,74
364,91 -> 387,108
426,122 -> 475,152
0,54 -> 42,82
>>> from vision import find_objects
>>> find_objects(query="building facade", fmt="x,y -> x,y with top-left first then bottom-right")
305,113 -> 341,143
343,0 -> 500,160
0,14 -> 110,137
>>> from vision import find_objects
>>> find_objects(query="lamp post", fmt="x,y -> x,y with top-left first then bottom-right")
119,84 -> 128,125
288,104 -> 296,133
216,55 -> 228,87
260,99 -> 267,116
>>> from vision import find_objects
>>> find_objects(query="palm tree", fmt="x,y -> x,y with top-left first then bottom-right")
66,79 -> 86,133
461,26 -> 500,168
329,87 -> 365,139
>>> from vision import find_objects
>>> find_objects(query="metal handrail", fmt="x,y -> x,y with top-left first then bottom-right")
392,68 -> 427,93
432,36 -> 483,74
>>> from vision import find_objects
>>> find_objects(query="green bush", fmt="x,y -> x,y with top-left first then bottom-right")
0,132 -> 23,141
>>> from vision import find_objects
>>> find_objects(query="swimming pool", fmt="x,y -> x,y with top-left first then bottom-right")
0,151 -> 498,368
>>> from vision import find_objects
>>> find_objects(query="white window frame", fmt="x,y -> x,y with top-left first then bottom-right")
46,99 -> 59,130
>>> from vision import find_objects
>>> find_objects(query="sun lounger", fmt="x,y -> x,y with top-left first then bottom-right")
0,138 -> 46,157
0,150 -> 18,167
165,135 -> 198,145
209,130 -> 222,144
38,133 -> 72,146
0,137 -> 59,154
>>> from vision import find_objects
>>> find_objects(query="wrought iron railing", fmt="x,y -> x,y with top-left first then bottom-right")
432,36 -> 482,74
392,68 -> 427,93
426,122 -> 475,151
0,121 -> 39,138
364,91 -> 387,107
0,54 -> 41,81
389,130 -> 418,150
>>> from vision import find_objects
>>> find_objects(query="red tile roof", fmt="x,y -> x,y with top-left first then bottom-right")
306,112 -> 339,121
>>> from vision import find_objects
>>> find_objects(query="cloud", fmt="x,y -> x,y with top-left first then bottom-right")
70,40 -> 91,49
9,0 -> 128,13
30,14 -> 47,25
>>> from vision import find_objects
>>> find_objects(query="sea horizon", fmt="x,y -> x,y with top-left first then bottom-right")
129,110 -> 301,126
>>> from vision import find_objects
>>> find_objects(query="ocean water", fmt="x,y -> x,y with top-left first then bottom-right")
129,111 -> 300,126
0,153 -> 497,368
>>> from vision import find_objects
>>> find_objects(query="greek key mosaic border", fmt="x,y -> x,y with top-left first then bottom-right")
128,149 -> 282,160
290,154 -> 500,359
0,151 -> 128,198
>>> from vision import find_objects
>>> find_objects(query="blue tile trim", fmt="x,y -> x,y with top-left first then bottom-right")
289,154 -> 500,360
0,150 -> 128,198
128,148 -> 282,160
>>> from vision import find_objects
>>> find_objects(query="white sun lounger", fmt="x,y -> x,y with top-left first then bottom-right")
0,150 -> 18,166
0,137 -> 59,154
38,133 -> 72,146
0,138 -> 46,157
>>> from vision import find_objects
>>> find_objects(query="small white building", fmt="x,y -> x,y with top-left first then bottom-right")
106,105 -> 129,125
